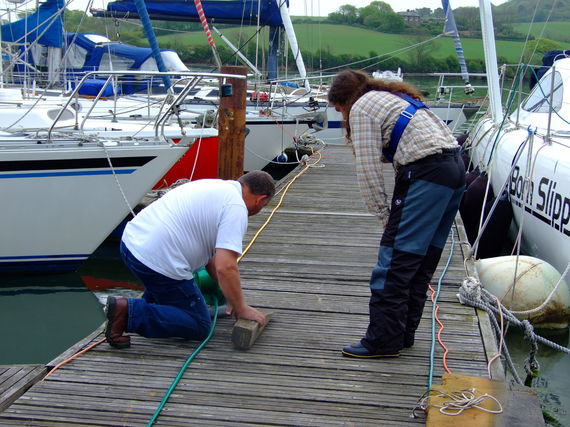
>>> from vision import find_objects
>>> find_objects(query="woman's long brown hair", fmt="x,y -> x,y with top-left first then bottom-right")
327,69 -> 424,141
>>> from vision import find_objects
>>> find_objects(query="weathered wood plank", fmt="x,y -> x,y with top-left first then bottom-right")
0,365 -> 47,412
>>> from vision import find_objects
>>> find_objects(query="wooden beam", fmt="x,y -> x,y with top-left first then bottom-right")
217,65 -> 248,180
232,308 -> 274,350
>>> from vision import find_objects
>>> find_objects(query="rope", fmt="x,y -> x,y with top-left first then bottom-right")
101,142 -> 136,217
458,277 -> 570,382
43,337 -> 107,380
244,135 -> 326,166
487,295 -> 504,378
414,388 -> 503,417
427,228 -> 456,390
239,149 -> 323,261
429,284 -> 451,375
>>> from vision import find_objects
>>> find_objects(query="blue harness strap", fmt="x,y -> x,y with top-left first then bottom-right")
383,93 -> 428,163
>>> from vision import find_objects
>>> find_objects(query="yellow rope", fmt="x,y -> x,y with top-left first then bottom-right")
238,150 -> 323,262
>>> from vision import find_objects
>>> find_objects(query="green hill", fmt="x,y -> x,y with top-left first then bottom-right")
157,23 -> 563,66
511,21 -> 570,44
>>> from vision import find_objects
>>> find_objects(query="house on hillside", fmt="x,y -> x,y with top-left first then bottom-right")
398,10 -> 420,25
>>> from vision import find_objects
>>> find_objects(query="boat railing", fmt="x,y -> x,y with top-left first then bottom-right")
245,74 -> 335,114
47,70 -> 246,142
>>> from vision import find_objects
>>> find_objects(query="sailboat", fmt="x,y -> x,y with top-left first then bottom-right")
0,69 -> 245,273
463,0 -> 570,326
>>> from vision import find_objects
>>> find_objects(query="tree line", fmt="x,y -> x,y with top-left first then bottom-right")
317,1 -> 530,41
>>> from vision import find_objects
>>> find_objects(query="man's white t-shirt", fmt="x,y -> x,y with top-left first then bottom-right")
122,179 -> 248,280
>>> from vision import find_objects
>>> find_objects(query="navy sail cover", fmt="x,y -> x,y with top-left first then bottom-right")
1,0 -> 64,47
101,0 -> 287,26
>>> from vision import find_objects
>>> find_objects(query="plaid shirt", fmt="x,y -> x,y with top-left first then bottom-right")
349,90 -> 458,227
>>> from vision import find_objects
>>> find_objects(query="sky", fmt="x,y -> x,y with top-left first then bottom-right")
66,0 -> 510,15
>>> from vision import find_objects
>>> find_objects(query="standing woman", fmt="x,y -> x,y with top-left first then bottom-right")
328,70 -> 465,358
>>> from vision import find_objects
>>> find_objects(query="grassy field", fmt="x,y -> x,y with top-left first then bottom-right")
512,21 -> 570,43
157,23 -> 570,65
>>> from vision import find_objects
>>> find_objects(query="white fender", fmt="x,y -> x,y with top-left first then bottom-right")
475,256 -> 570,328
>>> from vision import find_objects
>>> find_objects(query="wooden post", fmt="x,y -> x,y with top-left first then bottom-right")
217,65 -> 247,180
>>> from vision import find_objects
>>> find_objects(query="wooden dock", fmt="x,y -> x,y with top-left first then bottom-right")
0,144 -> 505,425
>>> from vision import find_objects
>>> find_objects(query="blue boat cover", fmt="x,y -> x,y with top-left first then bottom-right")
102,0 -> 287,26
76,78 -> 122,97
65,33 -> 160,72
1,0 -> 64,47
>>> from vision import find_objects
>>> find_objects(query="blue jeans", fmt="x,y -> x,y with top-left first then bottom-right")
120,242 -> 212,340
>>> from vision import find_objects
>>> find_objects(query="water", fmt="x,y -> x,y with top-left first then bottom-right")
0,240 -> 141,365
0,273 -> 105,365
505,329 -> 570,426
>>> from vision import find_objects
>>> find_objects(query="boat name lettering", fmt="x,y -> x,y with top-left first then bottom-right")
510,167 -> 570,234
509,166 -> 533,205
537,177 -> 570,232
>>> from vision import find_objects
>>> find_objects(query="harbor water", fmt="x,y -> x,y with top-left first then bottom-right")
1,240 -> 569,425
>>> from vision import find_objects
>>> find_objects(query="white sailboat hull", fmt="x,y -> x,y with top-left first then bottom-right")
469,115 -> 570,275
0,139 -> 188,272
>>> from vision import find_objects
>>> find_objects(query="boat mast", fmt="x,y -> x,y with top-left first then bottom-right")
194,0 -> 222,70
441,0 -> 474,94
479,0 -> 503,123
276,0 -> 309,90
133,0 -> 172,89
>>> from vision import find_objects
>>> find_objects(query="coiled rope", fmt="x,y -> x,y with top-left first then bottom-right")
414,388 -> 503,418
458,276 -> 570,386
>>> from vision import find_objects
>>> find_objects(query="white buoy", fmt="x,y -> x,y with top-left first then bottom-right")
475,256 -> 570,329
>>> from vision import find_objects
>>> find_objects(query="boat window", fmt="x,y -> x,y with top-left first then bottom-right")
522,70 -> 563,113
206,89 -> 219,97
30,44 -> 48,68
99,53 -> 136,71
160,51 -> 189,72
140,57 -> 159,72
47,108 -> 75,121
66,44 -> 89,69
84,34 -> 111,44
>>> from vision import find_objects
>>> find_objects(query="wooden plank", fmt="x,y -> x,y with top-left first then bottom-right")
232,308 -> 274,349
0,365 -> 47,412
426,373 -> 543,426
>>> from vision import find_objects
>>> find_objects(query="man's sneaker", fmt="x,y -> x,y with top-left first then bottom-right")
341,342 -> 400,358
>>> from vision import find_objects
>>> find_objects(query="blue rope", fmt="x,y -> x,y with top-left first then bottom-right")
427,228 -> 456,390
147,298 -> 219,426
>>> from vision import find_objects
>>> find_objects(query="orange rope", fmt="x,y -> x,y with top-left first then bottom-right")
43,337 -> 107,380
429,285 -> 452,374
